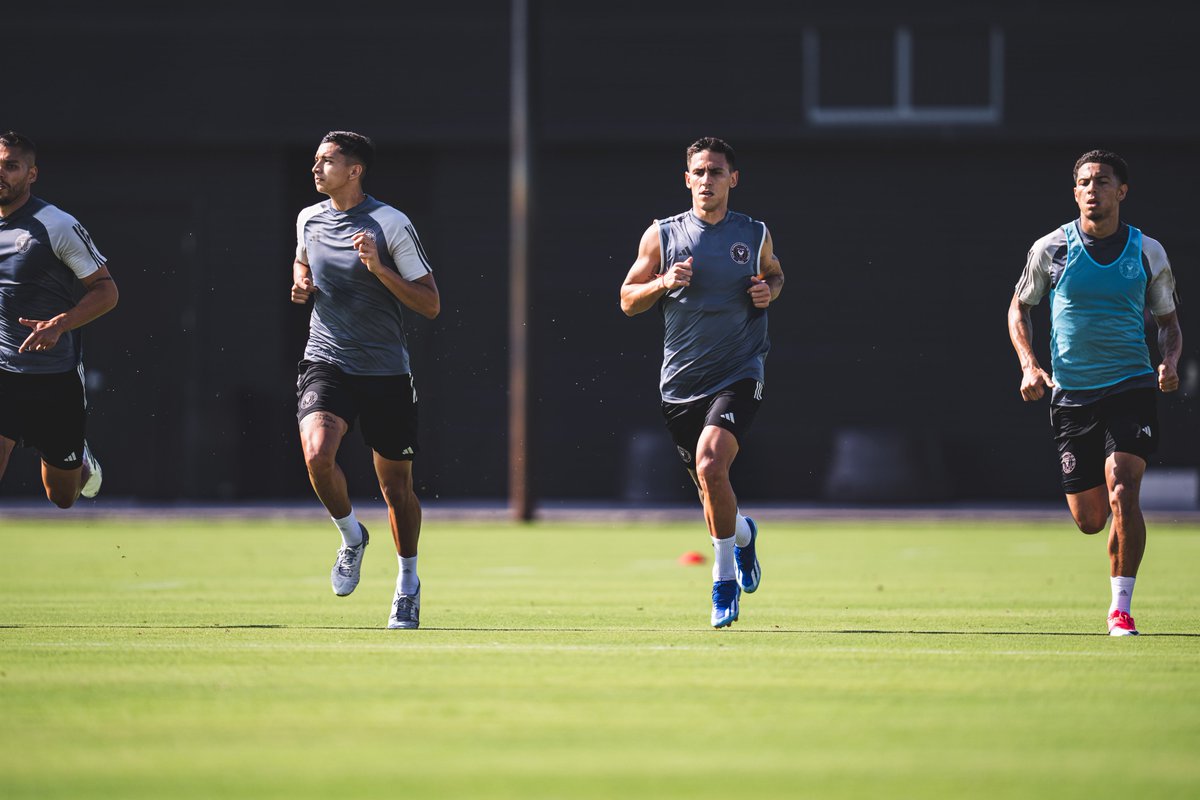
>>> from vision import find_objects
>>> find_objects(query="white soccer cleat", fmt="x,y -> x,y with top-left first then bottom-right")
330,525 -> 369,596
388,583 -> 421,629
80,442 -> 102,499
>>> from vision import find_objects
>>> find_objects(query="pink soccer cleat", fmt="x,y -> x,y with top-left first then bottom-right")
1107,609 -> 1139,637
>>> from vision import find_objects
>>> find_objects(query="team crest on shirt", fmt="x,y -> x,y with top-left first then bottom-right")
14,232 -> 33,254
300,391 -> 318,409
1119,257 -> 1141,280
676,446 -> 693,465
730,242 -> 751,265
1060,451 -> 1077,474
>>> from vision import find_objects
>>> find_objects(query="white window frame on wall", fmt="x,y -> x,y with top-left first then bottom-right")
803,25 -> 1005,126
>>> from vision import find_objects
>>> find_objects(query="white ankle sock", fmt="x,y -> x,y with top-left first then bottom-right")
398,555 -> 419,595
333,511 -> 363,547
711,536 -> 736,582
1110,576 -> 1135,614
733,512 -> 752,547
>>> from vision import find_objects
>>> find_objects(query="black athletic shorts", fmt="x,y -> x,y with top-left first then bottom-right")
661,378 -> 763,469
296,360 -> 420,461
0,367 -> 87,470
1051,388 -> 1158,494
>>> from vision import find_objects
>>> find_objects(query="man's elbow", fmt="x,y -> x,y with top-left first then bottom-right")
100,282 -> 119,314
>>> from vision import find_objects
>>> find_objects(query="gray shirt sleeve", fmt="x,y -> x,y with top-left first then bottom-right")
1142,235 -> 1177,317
295,203 -> 323,264
372,207 -> 432,280
38,205 -> 105,279
1014,229 -> 1062,306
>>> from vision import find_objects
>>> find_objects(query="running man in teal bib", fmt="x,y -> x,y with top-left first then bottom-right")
1008,150 -> 1183,637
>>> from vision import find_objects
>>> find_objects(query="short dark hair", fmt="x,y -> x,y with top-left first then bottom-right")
322,130 -> 375,172
686,137 -> 736,170
1074,149 -> 1128,185
0,131 -> 37,163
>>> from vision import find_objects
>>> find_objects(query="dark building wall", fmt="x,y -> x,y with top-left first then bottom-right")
2,2 -> 1196,502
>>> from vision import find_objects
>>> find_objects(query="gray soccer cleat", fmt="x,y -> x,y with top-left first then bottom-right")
330,525 -> 369,596
80,442 -> 102,499
387,582 -> 421,629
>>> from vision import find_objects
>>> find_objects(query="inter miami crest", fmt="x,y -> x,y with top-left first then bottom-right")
730,242 -> 751,265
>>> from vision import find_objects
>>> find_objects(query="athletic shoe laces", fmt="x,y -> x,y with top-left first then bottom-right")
393,595 -> 417,620
712,581 -> 736,606
335,545 -> 361,575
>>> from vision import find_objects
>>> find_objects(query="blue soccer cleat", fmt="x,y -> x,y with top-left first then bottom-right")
734,517 -> 761,593
711,579 -> 741,628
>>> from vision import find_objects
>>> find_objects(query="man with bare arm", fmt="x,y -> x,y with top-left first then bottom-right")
1008,150 -> 1182,636
0,131 -> 117,507
621,137 -> 784,628
291,131 -> 440,629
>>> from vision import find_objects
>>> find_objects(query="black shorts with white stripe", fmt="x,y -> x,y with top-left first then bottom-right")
661,378 -> 763,469
0,367 -> 87,470
1051,387 -> 1158,494
296,359 -> 420,461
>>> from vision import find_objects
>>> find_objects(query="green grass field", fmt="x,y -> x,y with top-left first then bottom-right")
2,515 -> 1199,799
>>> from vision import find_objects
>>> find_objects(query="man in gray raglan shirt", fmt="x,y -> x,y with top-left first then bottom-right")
0,131 -> 117,508
620,137 -> 785,629
291,131 -> 441,630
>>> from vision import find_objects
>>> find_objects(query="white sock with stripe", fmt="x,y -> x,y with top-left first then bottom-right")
733,511 -> 752,547
1110,576 -> 1135,614
333,511 -> 363,548
711,536 -> 736,582
398,555 -> 419,595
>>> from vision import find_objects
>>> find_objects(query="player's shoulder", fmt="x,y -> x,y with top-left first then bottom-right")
728,210 -> 762,226
296,200 -> 328,226
26,197 -> 81,234
364,198 -> 413,231
1030,224 -> 1068,255
1136,228 -> 1169,261
730,210 -> 768,239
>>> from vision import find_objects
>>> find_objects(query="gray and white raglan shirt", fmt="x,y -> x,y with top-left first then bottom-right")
296,195 -> 432,376
0,196 -> 106,374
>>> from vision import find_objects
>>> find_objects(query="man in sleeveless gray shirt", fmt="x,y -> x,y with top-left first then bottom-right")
0,131 -> 117,507
291,131 -> 441,629
621,137 -> 784,628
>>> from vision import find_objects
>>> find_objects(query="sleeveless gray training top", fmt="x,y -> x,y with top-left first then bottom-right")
657,209 -> 768,403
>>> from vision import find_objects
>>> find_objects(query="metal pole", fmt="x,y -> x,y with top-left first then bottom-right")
509,0 -> 534,520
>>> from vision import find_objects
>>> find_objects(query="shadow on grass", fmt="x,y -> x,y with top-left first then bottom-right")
1,623 -> 1198,637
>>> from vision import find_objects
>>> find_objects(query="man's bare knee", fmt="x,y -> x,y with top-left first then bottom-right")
1074,513 -> 1108,535
695,455 -> 727,489
380,477 -> 416,510
304,448 -> 338,477
46,489 -> 77,510
1109,482 -> 1140,517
